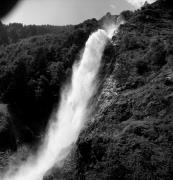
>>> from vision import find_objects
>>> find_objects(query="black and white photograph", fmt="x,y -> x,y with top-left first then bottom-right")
0,0 -> 173,179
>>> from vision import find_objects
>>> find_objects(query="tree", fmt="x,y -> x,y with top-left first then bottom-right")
0,21 -> 8,45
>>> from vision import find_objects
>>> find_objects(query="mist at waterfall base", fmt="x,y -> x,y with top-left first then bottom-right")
2,22 -> 121,180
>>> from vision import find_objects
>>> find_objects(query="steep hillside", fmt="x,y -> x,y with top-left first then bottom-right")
72,0 -> 173,179
45,0 -> 173,179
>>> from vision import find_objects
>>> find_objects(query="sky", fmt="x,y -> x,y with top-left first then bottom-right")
2,0 -> 157,26
2,0 -> 135,26
126,0 -> 156,8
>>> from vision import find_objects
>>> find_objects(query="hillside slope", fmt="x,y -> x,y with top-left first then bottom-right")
46,0 -> 173,179
74,0 -> 173,179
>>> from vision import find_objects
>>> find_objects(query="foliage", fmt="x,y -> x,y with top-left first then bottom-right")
0,18 -> 99,142
0,21 -> 8,45
3,23 -> 74,44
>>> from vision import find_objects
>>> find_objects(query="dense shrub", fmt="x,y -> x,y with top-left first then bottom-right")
120,10 -> 134,21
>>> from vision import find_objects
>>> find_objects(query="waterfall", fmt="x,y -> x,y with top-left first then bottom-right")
3,22 -> 121,180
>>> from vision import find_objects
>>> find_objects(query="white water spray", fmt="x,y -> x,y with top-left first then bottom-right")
2,23 -> 120,180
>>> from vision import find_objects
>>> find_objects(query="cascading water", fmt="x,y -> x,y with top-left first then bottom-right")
2,21 -> 122,180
